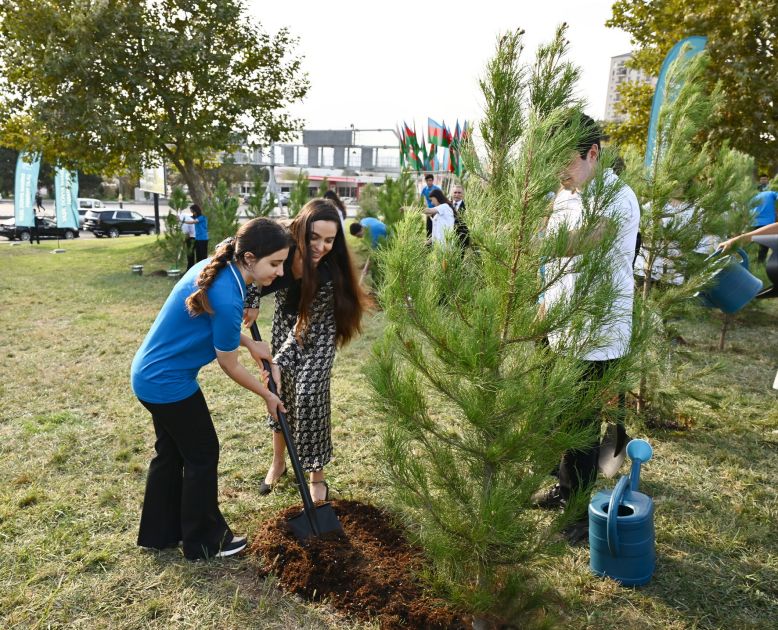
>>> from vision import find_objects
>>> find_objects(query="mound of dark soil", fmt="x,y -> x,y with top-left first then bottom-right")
250,499 -> 468,629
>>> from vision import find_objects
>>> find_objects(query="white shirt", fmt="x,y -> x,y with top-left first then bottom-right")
544,169 -> 640,361
179,209 -> 195,238
430,203 -> 455,243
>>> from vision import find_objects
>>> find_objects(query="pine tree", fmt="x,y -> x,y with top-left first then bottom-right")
158,186 -> 189,269
357,183 -> 379,219
367,26 -> 642,624
288,169 -> 309,218
245,172 -> 275,218
205,180 -> 240,249
618,52 -> 754,418
376,170 -> 419,227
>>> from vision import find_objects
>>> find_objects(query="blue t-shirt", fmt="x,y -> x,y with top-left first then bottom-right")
751,190 -> 777,227
421,184 -> 441,208
360,217 -> 387,249
130,259 -> 246,404
194,215 -> 209,240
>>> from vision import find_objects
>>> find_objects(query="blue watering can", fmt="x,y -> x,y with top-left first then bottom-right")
696,247 -> 762,314
589,439 -> 655,586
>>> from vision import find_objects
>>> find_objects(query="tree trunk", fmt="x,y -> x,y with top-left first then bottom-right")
179,158 -> 209,209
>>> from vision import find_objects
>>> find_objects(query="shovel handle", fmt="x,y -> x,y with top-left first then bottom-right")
250,322 -> 321,535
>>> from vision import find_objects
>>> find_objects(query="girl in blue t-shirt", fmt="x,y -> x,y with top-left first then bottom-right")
131,217 -> 290,560
184,204 -> 209,262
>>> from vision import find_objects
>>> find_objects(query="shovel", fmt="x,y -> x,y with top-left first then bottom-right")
250,323 -> 343,541
598,394 -> 631,478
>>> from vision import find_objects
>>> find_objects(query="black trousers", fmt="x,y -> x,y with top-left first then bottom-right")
558,358 -> 616,500
756,243 -> 769,265
137,389 -> 232,560
184,237 -> 195,270
194,239 -> 209,262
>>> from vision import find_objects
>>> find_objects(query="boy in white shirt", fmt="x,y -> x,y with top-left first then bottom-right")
534,115 -> 640,535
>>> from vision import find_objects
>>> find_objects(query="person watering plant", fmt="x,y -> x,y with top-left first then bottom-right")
718,220 -> 778,253
245,199 -> 369,502
131,218 -> 290,560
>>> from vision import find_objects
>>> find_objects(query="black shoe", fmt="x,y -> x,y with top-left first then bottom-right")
310,480 -> 329,501
215,536 -> 247,558
259,466 -> 287,495
531,484 -> 567,510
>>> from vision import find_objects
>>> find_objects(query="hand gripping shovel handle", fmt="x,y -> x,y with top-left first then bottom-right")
250,322 -> 321,535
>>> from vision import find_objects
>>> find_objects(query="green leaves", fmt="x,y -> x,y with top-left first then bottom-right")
0,0 -> 308,207
607,0 -> 778,167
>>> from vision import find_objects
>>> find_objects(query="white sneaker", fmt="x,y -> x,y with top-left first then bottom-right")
214,536 -> 247,558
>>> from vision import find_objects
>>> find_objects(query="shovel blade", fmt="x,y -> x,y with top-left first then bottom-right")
598,422 -> 630,478
288,503 -> 344,541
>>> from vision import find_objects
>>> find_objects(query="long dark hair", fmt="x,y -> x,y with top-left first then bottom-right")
429,189 -> 452,207
323,189 -> 347,220
186,218 -> 290,316
289,199 -> 368,346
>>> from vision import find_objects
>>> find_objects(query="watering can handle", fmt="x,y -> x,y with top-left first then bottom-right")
708,245 -> 751,270
607,475 -> 630,557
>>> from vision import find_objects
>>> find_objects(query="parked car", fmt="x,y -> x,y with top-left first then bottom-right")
83,210 -> 156,238
78,198 -> 108,228
0,217 -> 80,241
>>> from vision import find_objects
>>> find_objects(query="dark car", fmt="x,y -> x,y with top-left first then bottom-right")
0,217 -> 80,241
83,210 -> 156,238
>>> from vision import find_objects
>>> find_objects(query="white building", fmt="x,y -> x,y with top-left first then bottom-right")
604,53 -> 657,123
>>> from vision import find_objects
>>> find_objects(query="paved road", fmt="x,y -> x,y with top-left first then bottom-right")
0,198 -> 359,242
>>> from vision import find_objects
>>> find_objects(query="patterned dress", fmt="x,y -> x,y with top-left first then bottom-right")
265,279 -> 337,472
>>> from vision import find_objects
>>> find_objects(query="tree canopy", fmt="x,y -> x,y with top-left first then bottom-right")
0,0 -> 309,207
607,0 -> 778,171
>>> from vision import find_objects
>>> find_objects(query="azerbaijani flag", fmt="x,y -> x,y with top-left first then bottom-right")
404,122 -> 422,171
428,118 -> 449,147
420,132 -> 429,170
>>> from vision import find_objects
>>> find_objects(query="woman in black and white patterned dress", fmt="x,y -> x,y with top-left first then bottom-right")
246,199 -> 368,501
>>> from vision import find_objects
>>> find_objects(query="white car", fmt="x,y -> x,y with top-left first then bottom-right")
78,198 -> 107,228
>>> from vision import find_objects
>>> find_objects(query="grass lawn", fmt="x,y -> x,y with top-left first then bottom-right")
0,236 -> 776,629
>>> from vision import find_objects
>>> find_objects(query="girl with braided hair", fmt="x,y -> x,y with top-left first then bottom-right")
131,218 -> 290,560
248,199 -> 368,502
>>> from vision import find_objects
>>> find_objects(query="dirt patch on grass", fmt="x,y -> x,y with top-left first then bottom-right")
250,499 -> 468,629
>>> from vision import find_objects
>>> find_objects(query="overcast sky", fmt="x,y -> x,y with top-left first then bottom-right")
246,0 -> 634,141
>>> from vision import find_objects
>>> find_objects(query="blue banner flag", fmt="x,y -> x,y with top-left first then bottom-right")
645,36 -> 707,168
14,151 -> 42,227
55,167 -> 79,229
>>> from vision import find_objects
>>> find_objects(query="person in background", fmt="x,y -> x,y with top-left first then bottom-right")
424,189 -> 455,245
350,216 -> 388,286
323,190 -> 347,231
750,174 -> 777,264
185,204 -> 209,262
421,174 -> 441,239
179,207 -> 196,270
450,184 -> 470,248
349,216 -> 387,249
131,218 -> 290,560
256,200 -> 369,502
